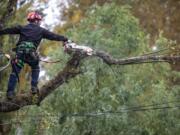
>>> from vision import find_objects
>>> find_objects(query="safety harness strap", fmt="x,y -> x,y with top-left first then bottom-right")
16,42 -> 36,53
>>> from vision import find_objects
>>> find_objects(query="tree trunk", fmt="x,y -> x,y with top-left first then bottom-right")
0,0 -> 18,133
0,49 -> 179,112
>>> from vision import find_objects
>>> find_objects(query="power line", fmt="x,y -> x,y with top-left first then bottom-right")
1,100 -> 179,118
61,104 -> 180,117
0,105 -> 179,126
0,101 -> 179,126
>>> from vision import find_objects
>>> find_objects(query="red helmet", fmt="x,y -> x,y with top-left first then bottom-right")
27,11 -> 42,22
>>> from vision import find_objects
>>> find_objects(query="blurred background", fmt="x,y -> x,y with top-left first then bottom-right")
0,0 -> 179,135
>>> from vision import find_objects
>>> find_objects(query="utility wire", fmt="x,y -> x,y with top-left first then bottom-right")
61,103 -> 180,117
0,101 -> 179,126
0,47 -> 179,125
1,100 -> 179,117
0,105 -> 179,125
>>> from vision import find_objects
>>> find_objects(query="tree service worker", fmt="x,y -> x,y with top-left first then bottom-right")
0,11 -> 68,100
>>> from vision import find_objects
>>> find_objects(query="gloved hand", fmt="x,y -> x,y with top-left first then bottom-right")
63,40 -> 73,52
63,39 -> 73,46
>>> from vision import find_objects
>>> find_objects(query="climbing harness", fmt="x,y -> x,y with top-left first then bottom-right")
16,41 -> 63,63
0,50 -> 63,72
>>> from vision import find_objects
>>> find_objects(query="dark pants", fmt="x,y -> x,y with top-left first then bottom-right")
7,52 -> 40,93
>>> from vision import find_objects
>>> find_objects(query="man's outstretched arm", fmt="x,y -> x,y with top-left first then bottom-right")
0,25 -> 21,35
42,28 -> 68,42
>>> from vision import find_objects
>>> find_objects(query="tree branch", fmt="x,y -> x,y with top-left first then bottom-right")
0,48 -> 179,112
0,53 -> 86,112
94,50 -> 180,65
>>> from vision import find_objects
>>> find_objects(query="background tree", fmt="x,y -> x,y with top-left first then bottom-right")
0,1 -> 179,135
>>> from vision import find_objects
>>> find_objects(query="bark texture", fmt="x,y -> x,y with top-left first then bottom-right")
0,49 -> 179,112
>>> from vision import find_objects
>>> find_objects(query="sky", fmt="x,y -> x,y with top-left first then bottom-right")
17,0 -> 72,29
33,0 -> 71,29
43,0 -> 70,28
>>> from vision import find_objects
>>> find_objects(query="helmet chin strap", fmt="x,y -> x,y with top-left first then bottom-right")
35,20 -> 41,25
28,20 -> 41,25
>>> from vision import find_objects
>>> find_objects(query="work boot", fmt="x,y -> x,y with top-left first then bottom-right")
6,91 -> 15,100
31,86 -> 39,95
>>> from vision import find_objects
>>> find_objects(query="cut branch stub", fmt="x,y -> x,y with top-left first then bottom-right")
0,46 -> 179,112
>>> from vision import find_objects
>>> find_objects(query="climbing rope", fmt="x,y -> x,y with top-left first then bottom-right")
140,47 -> 170,57
0,51 -> 11,72
39,58 -> 63,63
0,51 -> 64,72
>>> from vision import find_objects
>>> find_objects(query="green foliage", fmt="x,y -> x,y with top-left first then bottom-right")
32,3 -> 179,135
0,0 -> 9,20
68,4 -> 143,57
1,1 -> 179,135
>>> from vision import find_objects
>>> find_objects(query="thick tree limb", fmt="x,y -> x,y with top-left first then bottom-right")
94,50 -> 180,65
0,48 -> 179,112
0,53 -> 86,112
